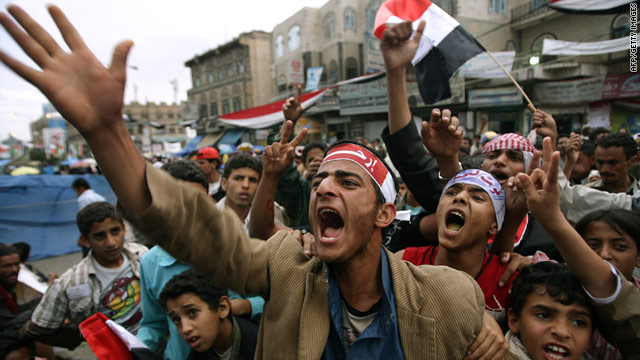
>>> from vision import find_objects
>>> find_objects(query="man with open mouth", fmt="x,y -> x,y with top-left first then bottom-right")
0,6 -> 490,359
398,169 -> 517,324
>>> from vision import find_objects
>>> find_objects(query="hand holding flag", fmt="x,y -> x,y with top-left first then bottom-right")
380,20 -> 425,74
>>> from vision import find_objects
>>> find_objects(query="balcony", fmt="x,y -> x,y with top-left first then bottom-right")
511,0 -> 559,30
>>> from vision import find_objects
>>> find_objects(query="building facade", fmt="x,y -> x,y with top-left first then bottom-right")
123,101 -> 188,154
184,30 -> 273,147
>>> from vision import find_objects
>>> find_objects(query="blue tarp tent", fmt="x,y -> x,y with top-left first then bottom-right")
0,175 -> 116,260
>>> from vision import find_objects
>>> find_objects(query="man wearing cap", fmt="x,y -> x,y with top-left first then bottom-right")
1,8 -> 487,359
397,169 -> 517,324
195,146 -> 225,201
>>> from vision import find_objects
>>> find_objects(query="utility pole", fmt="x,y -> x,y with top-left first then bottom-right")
170,79 -> 178,104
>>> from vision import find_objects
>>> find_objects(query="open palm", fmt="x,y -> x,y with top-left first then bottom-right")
0,5 -> 131,137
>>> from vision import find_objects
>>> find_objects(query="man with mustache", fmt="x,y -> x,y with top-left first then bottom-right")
586,133 -> 640,195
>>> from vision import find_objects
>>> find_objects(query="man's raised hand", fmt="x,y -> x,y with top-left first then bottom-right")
263,120 -> 307,176
282,85 -> 305,122
380,20 -> 425,74
0,5 -> 132,138
421,108 -> 463,159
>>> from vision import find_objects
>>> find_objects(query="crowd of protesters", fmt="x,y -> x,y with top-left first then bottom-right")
0,5 -> 638,360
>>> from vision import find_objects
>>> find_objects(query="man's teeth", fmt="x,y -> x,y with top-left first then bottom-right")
451,211 -> 463,217
320,208 -> 337,215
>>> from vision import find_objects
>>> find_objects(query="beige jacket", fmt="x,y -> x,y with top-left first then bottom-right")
125,165 -> 486,359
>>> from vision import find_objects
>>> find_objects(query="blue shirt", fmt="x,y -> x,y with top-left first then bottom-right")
136,246 -> 264,359
323,249 -> 405,359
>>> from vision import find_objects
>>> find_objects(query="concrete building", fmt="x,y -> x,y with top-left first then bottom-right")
123,101 -> 188,154
184,30 -> 273,147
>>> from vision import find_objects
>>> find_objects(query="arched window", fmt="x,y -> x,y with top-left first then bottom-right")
323,12 -> 336,40
344,7 -> 356,31
365,0 -> 382,31
611,14 -> 631,39
531,33 -> 557,63
531,33 -> 556,52
505,40 -> 517,51
346,57 -> 359,79
288,25 -> 301,51
275,34 -> 285,59
328,60 -> 339,84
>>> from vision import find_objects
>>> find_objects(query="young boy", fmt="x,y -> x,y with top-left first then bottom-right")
398,169 -> 517,323
513,138 -> 640,358
25,202 -> 148,349
506,261 -> 593,360
159,269 -> 257,360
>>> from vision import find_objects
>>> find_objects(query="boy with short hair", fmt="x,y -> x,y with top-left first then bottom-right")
398,169 -> 518,323
514,138 -> 640,358
25,202 -> 147,349
159,269 -> 258,360
506,261 -> 594,360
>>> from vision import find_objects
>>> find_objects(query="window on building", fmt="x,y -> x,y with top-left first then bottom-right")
169,126 -> 175,134
345,57 -> 358,79
531,33 -> 557,63
328,60 -> 338,84
227,64 -> 234,77
288,25 -> 301,52
611,14 -> 631,39
218,68 -> 224,80
238,59 -> 246,74
199,104 -> 208,118
222,100 -> 230,114
345,8 -> 356,31
277,74 -> 287,92
233,97 -> 242,112
193,74 -> 201,87
433,0 -> 455,15
168,112 -> 174,119
505,40 -> 517,51
137,125 -> 143,134
275,34 -> 285,58
489,0 -> 506,14
207,71 -> 214,83
210,102 -> 218,116
156,112 -> 163,119
323,12 -> 335,40
365,0 -> 382,31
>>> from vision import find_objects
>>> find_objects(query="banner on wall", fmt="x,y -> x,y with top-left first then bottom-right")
42,127 -> 66,157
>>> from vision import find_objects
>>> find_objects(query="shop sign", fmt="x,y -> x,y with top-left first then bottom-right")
533,76 -> 604,104
602,74 -> 640,100
468,86 -> 523,108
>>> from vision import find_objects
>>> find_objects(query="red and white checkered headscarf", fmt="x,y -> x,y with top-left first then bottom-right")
321,143 -> 397,204
482,133 -> 536,169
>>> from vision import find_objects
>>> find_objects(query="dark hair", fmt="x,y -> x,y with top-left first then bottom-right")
589,127 -> 610,143
557,133 -> 570,142
509,262 -> 592,318
302,142 -> 328,164
596,133 -> 638,159
324,140 -> 399,205
11,242 -> 30,263
159,269 -> 227,311
0,331 -> 35,360
76,202 -> 122,237
223,154 -> 262,180
161,160 -> 209,192
581,141 -> 596,157
576,209 -> 640,251
72,178 -> 90,190
0,244 -> 19,258
187,150 -> 199,159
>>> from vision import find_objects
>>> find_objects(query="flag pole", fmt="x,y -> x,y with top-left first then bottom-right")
484,50 -> 537,113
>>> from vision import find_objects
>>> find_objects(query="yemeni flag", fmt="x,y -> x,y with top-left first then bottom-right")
549,0 -> 637,14
216,71 -> 385,129
374,0 -> 485,104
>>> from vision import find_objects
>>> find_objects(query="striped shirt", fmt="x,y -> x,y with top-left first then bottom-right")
30,242 -> 147,331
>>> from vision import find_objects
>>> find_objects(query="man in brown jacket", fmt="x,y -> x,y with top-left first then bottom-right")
0,6 -> 492,359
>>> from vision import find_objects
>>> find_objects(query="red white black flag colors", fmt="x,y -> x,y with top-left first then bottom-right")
374,0 -> 485,104
549,0 -> 637,14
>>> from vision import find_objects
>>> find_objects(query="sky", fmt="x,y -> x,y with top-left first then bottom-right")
0,0 -> 329,141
